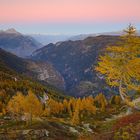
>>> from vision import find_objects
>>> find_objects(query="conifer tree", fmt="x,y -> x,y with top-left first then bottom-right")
110,95 -> 116,105
24,90 -> 43,124
114,95 -> 121,105
7,92 -> 25,119
7,90 -> 43,124
95,24 -> 140,108
67,99 -> 73,117
63,99 -> 68,113
71,99 -> 80,125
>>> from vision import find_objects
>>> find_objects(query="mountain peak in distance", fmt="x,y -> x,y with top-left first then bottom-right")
5,28 -> 21,34
0,28 -> 21,35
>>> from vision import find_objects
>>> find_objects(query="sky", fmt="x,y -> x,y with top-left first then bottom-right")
0,0 -> 140,34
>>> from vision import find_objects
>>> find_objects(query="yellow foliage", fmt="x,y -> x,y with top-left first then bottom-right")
71,100 -> 80,125
24,90 -> 43,116
7,90 -> 43,123
95,25 -> 140,103
95,93 -> 107,111
45,98 -> 64,115
7,92 -> 25,115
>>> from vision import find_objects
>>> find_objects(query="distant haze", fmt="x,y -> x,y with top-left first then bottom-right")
30,30 -> 140,45
30,34 -> 72,45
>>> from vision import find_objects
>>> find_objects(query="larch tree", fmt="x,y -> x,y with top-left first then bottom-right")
45,98 -> 64,116
95,24 -> 140,109
63,99 -> 69,114
8,90 -> 43,124
7,92 -> 25,119
81,96 -> 96,115
110,95 -> 121,105
71,99 -> 81,125
67,99 -> 73,117
24,90 -> 43,124
114,95 -> 121,105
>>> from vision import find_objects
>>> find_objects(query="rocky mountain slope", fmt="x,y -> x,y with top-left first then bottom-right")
0,48 -> 65,95
31,35 -> 120,96
27,60 -> 65,90
0,28 -> 42,58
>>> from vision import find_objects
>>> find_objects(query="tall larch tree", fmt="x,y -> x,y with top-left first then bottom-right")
7,92 -> 25,119
24,90 -> 43,124
71,99 -> 81,125
95,24 -> 140,109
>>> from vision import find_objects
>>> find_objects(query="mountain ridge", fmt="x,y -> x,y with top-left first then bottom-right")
0,48 -> 66,93
69,30 -> 140,41
29,34 -> 72,45
31,35 -> 120,97
0,29 -> 42,58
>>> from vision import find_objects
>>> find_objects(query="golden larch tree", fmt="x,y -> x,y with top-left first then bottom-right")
95,24 -> 140,109
24,90 -> 43,124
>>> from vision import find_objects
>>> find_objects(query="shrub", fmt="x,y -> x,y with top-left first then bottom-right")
113,113 -> 140,130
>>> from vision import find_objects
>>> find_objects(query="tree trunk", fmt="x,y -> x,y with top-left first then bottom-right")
119,80 -> 137,110
119,80 -> 125,101
29,112 -> 32,125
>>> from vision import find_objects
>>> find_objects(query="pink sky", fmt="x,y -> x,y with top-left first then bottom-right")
0,0 -> 140,23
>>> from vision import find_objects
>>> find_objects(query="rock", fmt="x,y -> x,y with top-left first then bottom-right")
69,127 -> 79,134
3,116 -> 11,120
45,130 -> 49,136
83,123 -> 93,133
28,61 -> 65,90
22,129 -> 33,135
22,129 -> 49,138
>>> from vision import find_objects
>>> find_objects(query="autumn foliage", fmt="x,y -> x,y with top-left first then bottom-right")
95,24 -> 140,108
0,89 -> 122,126
113,113 -> 140,130
7,90 -> 43,124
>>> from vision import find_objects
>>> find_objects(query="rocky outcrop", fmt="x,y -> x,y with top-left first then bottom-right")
27,61 -> 65,90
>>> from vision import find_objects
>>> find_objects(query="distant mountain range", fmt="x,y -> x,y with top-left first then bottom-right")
29,34 -> 72,45
0,29 -> 42,58
29,30 -> 140,46
31,35 -> 120,97
69,30 -> 140,41
29,32 -> 123,45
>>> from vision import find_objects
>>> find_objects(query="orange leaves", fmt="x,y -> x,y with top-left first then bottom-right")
7,90 -> 43,119
71,99 -> 80,125
46,98 -> 64,115
95,93 -> 108,112
7,92 -> 25,115
24,90 -> 43,116
43,96 -> 97,125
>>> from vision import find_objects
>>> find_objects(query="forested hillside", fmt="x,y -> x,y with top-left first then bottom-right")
0,48 -> 67,100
